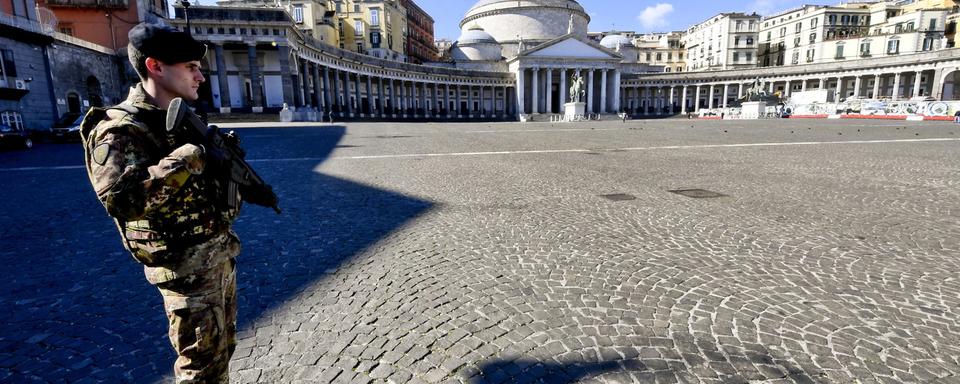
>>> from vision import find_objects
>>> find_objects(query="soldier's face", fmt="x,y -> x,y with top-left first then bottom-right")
156,60 -> 205,101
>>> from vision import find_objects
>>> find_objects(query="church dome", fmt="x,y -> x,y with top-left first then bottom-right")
452,26 -> 502,61
457,26 -> 497,45
459,0 -> 590,58
600,34 -> 633,50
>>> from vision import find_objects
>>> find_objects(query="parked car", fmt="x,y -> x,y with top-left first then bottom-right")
51,112 -> 83,142
0,123 -> 32,149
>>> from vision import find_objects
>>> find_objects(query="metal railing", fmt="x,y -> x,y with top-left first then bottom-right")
0,13 -> 47,35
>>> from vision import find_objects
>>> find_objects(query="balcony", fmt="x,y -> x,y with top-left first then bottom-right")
46,0 -> 127,9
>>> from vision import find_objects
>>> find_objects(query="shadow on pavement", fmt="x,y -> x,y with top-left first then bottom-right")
0,125 -> 433,383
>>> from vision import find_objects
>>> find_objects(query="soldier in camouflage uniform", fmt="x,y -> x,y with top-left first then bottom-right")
81,23 -> 241,383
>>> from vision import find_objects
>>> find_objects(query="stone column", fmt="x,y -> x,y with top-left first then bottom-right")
312,62 -> 322,110
444,83 -> 451,118
365,75 -> 373,116
872,74 -> 881,99
784,80 -> 792,98
559,68 -> 567,113
378,77 -> 385,118
322,66 -> 333,116
456,83 -> 463,118
300,59 -> 311,107
467,84 -> 474,118
545,68 -> 553,114
388,79 -> 396,117
531,68 -> 539,114
291,60 -> 302,108
694,85 -> 701,112
421,82 -> 429,117
431,83 -> 439,118
586,69 -> 594,114
600,69 -> 608,113
932,68 -> 945,100
737,83 -> 744,99
633,85 -> 640,114
214,43 -> 231,113
342,71 -> 353,117
708,84 -> 715,109
399,81 -> 407,117
818,78 -> 825,90
853,76 -> 862,98
516,70 -> 525,116
247,44 -> 263,113
681,86 -> 688,114
330,68 -> 340,116
722,84 -> 729,108
913,70 -> 923,97
353,74 -> 362,116
612,70 -> 621,112
892,73 -> 901,100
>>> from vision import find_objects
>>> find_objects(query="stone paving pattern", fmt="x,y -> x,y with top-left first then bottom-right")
1,119 -> 959,383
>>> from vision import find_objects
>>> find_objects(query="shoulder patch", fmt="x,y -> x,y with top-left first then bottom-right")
92,143 -> 111,165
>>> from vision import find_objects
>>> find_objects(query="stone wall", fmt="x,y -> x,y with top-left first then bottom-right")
47,40 -> 129,120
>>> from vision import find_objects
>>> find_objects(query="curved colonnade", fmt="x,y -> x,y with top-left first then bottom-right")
620,49 -> 960,116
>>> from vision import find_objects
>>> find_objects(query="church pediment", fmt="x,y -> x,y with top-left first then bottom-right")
520,35 -> 621,60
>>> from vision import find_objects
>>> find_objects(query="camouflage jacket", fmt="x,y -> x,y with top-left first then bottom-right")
81,84 -> 241,284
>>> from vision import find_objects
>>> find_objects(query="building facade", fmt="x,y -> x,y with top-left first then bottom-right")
683,13 -> 761,72
400,0 -> 436,63
36,0 -> 166,51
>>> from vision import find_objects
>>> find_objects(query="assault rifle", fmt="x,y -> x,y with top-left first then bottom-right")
166,97 -> 281,214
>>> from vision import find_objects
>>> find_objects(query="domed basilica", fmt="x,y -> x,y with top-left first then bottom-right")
448,0 -> 642,115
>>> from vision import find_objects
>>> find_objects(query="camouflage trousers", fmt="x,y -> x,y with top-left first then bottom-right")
157,258 -> 237,383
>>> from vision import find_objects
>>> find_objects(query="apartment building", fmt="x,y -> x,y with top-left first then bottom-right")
399,0 -> 436,63
332,0 -> 407,61
682,13 -> 761,71
758,2 -> 951,67
633,32 -> 686,72
36,0 -> 166,50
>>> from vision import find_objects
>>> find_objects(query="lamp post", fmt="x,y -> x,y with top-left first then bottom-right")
178,0 -> 192,35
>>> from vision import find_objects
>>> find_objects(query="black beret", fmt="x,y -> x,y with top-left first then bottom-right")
128,22 -> 207,63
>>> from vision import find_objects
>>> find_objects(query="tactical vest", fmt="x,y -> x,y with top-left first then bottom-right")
81,103 -> 239,266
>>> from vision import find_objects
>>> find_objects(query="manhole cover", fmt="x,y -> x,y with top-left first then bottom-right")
669,189 -> 726,198
600,193 -> 636,201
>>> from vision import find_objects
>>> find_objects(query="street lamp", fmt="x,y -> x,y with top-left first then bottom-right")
178,0 -> 192,35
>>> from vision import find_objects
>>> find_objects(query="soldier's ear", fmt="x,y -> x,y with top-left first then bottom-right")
145,57 -> 164,77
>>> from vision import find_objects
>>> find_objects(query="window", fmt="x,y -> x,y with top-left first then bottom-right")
335,1 -> 342,12
906,22 -> 915,32
656,53 -> 662,61
371,9 -> 379,26
0,49 -> 16,81
829,15 -> 837,25
356,42 -> 364,52
835,43 -> 844,59
646,52 -> 651,61
922,37 -> 935,51
746,37 -> 753,45
792,51 -> 799,64
811,18 -> 818,28
733,52 -> 739,62
887,38 -> 899,54
841,15 -> 849,25
293,6 -> 303,23
735,36 -> 740,46
353,4 -> 360,12
794,36 -> 800,47
370,32 -> 381,47
809,33 -> 816,43
355,20 -> 363,35
795,22 -> 802,33
766,31 -> 771,41
806,48 -> 815,62
58,24 -> 73,35
860,40 -> 871,56
780,27 -> 786,37
667,52 -> 672,60
929,19 -> 937,31
746,52 -> 752,62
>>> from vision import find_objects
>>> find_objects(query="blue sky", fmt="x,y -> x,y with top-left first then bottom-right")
190,0 -> 821,40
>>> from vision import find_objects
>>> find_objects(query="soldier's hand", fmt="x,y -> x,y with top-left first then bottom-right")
170,143 -> 205,175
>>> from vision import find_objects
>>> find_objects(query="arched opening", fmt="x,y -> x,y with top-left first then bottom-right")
86,76 -> 103,107
941,69 -> 958,101
66,92 -> 81,114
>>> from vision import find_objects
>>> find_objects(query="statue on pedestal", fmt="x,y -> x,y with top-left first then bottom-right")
569,73 -> 585,103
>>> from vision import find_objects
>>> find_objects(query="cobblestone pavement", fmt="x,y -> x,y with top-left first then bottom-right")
2,119 -> 959,383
